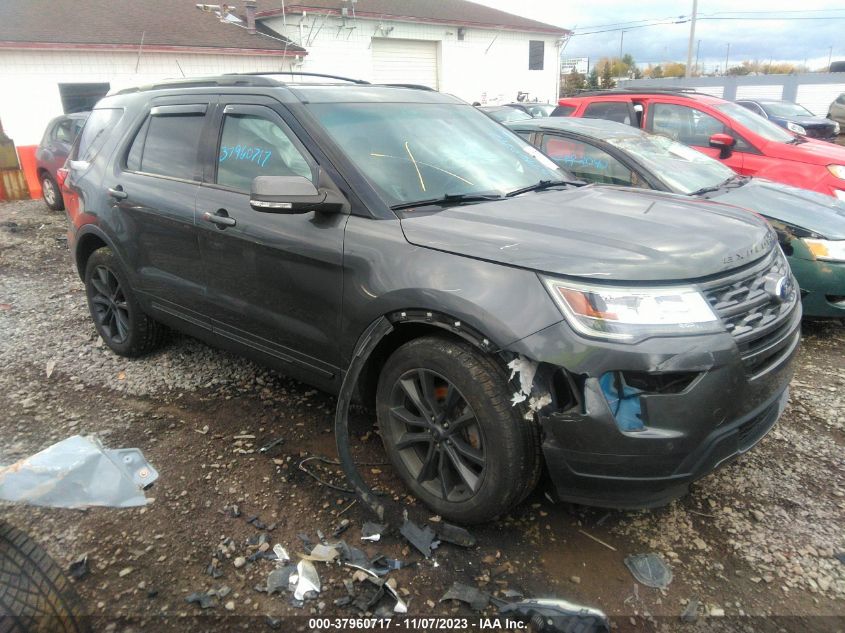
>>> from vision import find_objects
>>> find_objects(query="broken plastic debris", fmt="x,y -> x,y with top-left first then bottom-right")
439,581 -> 490,611
499,598 -> 610,633
303,543 -> 340,562
435,522 -> 476,548
624,553 -> 673,589
400,516 -> 439,558
267,565 -> 296,595
68,554 -> 89,581
507,356 -> 539,406
361,521 -> 387,542
273,544 -> 290,564
292,560 -> 321,600
681,597 -> 699,623
0,435 -> 158,508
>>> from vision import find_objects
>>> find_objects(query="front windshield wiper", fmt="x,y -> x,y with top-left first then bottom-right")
786,136 -> 808,145
505,179 -> 579,197
689,175 -> 747,196
390,192 -> 503,211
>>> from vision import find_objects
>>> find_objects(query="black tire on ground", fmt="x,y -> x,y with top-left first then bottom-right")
40,174 -> 64,211
0,521 -> 90,633
84,247 -> 167,357
376,335 -> 541,524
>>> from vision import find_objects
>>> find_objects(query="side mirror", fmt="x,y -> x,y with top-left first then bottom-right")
709,133 -> 736,159
249,175 -> 344,214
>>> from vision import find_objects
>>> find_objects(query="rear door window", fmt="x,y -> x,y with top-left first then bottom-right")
125,107 -> 206,181
73,108 -> 123,162
583,102 -> 634,125
541,135 -> 634,186
216,112 -> 313,192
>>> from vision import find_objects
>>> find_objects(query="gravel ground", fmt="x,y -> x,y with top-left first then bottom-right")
0,198 -> 843,632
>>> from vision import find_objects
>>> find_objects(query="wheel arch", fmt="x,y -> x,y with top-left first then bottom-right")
74,226 -> 123,281
354,309 -> 500,411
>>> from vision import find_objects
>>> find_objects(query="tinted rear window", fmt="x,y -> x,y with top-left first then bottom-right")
551,105 -> 576,117
73,108 -> 122,162
126,113 -> 204,180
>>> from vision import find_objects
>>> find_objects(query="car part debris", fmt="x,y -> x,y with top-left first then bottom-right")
499,598 -> 610,633
186,591 -> 217,609
345,563 -> 408,614
273,544 -> 290,564
0,435 -> 158,508
259,436 -> 285,454
370,555 -> 406,576
624,553 -> 673,589
435,523 -> 476,547
266,565 -> 296,595
333,519 -> 351,537
681,597 -> 699,623
400,516 -> 439,558
206,558 -> 223,578
292,560 -> 321,600
439,581 -> 490,611
303,543 -> 340,562
68,554 -> 89,581
361,521 -> 387,542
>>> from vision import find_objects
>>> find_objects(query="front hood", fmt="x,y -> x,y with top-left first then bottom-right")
766,136 -> 845,165
399,187 -> 775,282
711,178 -> 845,239
787,116 -> 836,128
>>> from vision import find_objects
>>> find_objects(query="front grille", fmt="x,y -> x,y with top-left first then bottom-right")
805,125 -> 836,139
700,248 -> 799,376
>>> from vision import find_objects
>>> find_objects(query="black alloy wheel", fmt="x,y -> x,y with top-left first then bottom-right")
89,265 -> 131,345
385,368 -> 487,503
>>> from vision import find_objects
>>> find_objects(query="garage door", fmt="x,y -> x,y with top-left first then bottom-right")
372,38 -> 438,89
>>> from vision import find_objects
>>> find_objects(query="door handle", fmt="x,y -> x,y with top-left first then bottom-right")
108,186 -> 128,200
202,210 -> 236,228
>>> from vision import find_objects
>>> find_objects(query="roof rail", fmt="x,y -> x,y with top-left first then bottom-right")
379,83 -> 436,91
113,74 -> 281,95
229,71 -> 370,85
568,87 -> 709,98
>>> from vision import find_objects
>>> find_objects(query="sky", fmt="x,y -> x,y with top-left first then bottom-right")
472,1 -> 844,72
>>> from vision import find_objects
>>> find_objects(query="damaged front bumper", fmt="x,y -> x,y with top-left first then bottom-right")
507,301 -> 801,509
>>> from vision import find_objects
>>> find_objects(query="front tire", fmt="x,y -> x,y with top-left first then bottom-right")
376,336 -> 540,524
84,248 -> 166,357
40,174 -> 64,211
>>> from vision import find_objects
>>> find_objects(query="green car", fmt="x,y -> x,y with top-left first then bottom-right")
508,117 -> 845,319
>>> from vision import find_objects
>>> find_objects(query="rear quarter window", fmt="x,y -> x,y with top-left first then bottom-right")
72,108 -> 123,162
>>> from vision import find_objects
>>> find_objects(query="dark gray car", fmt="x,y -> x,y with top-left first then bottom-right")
63,75 -> 800,523
35,112 -> 88,210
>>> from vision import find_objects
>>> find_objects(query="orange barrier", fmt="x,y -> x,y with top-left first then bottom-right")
15,145 -> 40,199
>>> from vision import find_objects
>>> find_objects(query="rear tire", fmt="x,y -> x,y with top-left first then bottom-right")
0,521 -> 90,633
376,336 -> 540,524
40,174 -> 64,211
84,247 -> 167,357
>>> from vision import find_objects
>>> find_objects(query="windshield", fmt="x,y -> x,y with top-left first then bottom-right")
606,132 -> 736,194
759,101 -> 814,118
310,103 -> 565,207
524,104 -> 555,117
716,102 -> 795,143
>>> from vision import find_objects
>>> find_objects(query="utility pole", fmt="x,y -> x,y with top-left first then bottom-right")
724,43 -> 731,76
695,39 -> 701,77
620,30 -> 624,61
685,0 -> 698,78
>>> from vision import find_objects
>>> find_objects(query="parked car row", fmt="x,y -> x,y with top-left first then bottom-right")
55,73 -> 805,523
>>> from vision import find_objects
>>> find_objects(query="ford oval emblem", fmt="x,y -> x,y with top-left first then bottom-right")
765,274 -> 792,303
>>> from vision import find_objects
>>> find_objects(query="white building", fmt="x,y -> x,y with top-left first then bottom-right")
0,0 -> 568,151
259,1 -> 568,106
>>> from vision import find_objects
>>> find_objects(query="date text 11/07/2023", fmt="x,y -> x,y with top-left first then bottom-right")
307,617 -> 527,630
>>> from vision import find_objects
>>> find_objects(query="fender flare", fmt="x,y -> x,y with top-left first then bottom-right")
73,225 -> 126,278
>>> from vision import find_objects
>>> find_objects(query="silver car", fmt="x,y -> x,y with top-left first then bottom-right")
829,93 -> 845,130
35,112 -> 88,210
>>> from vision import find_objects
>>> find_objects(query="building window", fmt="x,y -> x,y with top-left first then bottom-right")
58,83 -> 110,114
528,41 -> 544,70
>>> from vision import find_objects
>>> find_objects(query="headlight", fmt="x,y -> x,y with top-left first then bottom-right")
834,122 -> 841,135
542,277 -> 720,342
786,121 -> 806,135
803,238 -> 845,262
828,165 -> 845,180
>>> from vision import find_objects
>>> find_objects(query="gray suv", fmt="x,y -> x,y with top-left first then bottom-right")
63,74 -> 801,523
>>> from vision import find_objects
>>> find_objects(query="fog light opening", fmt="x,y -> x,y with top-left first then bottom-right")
599,371 -> 645,432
